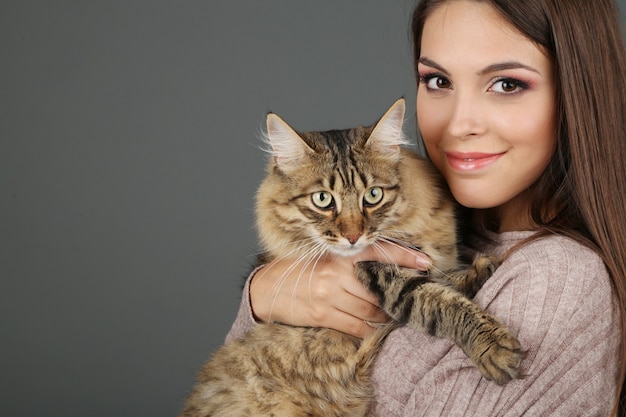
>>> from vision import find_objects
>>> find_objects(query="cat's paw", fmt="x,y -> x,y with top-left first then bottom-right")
471,325 -> 526,385
469,255 -> 500,286
354,261 -> 424,303
451,255 -> 500,298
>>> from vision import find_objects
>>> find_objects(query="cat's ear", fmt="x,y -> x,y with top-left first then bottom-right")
367,98 -> 408,158
265,113 -> 313,166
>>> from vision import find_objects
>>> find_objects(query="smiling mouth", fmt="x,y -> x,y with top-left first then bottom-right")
446,151 -> 505,171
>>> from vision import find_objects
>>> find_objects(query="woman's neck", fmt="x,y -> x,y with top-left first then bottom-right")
474,192 -> 537,233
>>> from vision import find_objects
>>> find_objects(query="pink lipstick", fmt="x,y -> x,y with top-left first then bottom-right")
445,151 -> 505,171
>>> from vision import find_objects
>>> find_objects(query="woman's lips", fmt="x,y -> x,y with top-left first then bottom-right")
445,151 -> 505,171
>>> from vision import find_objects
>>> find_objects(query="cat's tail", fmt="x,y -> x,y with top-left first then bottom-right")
342,324 -> 395,401
355,324 -> 396,369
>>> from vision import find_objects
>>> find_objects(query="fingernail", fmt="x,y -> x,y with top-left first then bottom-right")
416,256 -> 432,269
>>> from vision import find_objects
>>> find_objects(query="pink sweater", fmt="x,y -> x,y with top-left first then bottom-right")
225,232 -> 621,416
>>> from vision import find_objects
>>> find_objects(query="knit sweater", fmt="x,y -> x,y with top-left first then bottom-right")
225,231 -> 621,416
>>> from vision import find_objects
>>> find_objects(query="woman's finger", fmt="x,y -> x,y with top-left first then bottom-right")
250,255 -> 391,338
328,311 -> 388,339
352,240 -> 431,270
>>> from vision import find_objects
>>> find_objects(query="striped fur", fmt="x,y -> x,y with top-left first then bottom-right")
180,99 -> 524,417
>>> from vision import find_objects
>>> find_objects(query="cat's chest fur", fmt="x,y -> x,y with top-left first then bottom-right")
199,324 -> 378,416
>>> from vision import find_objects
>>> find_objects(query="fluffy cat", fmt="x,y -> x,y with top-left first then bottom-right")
180,99 -> 524,417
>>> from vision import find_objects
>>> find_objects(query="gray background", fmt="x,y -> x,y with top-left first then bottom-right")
2,1 -> 624,416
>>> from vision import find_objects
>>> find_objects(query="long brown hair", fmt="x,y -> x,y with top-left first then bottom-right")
412,0 -> 626,414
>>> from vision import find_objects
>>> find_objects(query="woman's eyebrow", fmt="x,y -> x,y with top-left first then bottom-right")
417,57 -> 540,76
417,57 -> 448,74
478,61 -> 541,75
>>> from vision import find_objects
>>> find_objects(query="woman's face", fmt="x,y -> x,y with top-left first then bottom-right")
416,1 -> 557,230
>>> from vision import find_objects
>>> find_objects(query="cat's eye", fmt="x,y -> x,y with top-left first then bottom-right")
311,191 -> 334,209
363,187 -> 384,206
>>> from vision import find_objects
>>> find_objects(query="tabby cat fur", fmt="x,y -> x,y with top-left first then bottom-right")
180,99 -> 524,417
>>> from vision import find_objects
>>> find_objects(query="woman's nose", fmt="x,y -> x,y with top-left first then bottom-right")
446,91 -> 487,140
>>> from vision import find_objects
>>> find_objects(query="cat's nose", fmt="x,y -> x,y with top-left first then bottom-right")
345,234 -> 362,245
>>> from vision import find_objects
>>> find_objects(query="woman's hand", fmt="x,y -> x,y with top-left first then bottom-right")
249,243 -> 431,338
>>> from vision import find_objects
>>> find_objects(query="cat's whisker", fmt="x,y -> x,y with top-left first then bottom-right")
375,236 -> 453,277
369,241 -> 405,277
251,239 -> 321,322
378,234 -> 428,256
378,234 -> 457,277
266,263 -> 304,323
305,245 -> 328,305
289,243 -> 328,320
375,236 -> 421,269
266,237 -> 320,255
371,240 -> 397,265
265,241 -> 330,322
249,238 -> 319,291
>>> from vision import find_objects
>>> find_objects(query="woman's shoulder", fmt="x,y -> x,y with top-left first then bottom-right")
485,231 -> 608,284
505,232 -> 608,287
486,230 -> 601,261
510,231 -> 600,257
477,231 -> 615,334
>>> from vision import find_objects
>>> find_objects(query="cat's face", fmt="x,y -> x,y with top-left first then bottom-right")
277,138 -> 404,257
256,99 -> 411,259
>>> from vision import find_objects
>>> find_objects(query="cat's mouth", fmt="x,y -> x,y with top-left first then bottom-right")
327,244 -> 369,257
323,236 -> 373,257
319,234 -> 420,259
308,235 -> 371,258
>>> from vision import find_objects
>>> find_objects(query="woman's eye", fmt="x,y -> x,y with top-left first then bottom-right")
420,74 -> 451,91
311,191 -> 334,209
363,187 -> 384,206
491,78 -> 528,94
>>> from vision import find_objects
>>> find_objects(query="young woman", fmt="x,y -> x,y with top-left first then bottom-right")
227,0 -> 626,414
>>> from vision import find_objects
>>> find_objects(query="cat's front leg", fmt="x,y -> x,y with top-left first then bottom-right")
436,255 -> 500,298
355,261 -> 525,385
